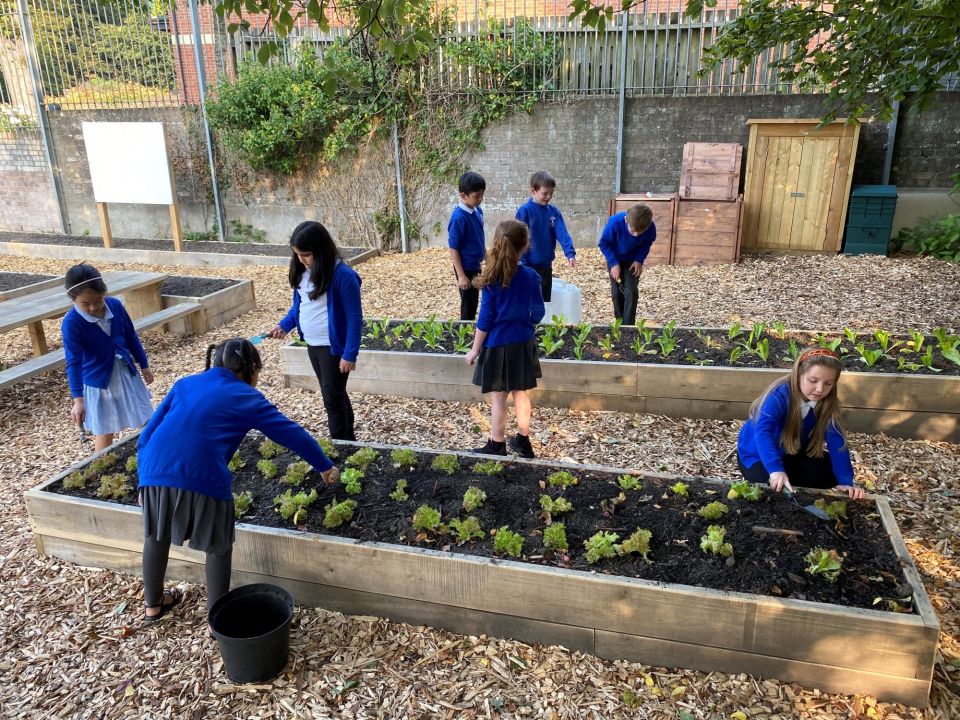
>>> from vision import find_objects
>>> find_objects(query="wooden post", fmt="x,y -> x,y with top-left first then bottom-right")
96,202 -> 113,248
27,320 -> 48,356
169,203 -> 184,252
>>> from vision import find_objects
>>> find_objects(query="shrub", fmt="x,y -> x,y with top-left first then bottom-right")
462,486 -> 487,512
346,447 -> 379,471
542,522 -> 568,552
584,531 -> 619,564
493,527 -> 523,557
697,501 -> 729,521
432,454 -> 459,475
896,213 -> 960,262
323,498 -> 358,529
448,516 -> 484,544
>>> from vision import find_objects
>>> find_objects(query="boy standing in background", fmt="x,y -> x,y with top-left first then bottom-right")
448,171 -> 487,320
515,170 -> 577,302
598,203 -> 655,325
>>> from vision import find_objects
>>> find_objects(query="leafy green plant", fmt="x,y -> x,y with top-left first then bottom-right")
462,486 -> 487,512
234,491 -> 253,519
317,438 -> 339,459
274,488 -> 318,524
539,326 -> 564,357
228,451 -> 246,472
873,329 -> 900,354
543,522 -> 568,552
340,467 -> 364,495
63,470 -> 89,490
919,346 -> 941,372
584,531 -> 620,564
88,453 -> 119,475
855,343 -> 885,367
96,473 -> 131,500
670,481 -> 689,497
257,459 -> 279,479
815,334 -> 843,352
784,338 -> 801,364
412,505 -> 443,533
448,516 -> 484,544
727,322 -> 744,341
814,499 -> 848,520
432,454 -> 460,475
697,501 -> 729,521
842,327 -> 859,344
547,470 -> 578,488
631,335 -> 652,356
804,548 -> 843,581
618,474 -> 641,491
897,357 -> 921,372
323,498 -> 357,529
346,447 -> 379,470
907,330 -> 925,353
125,454 -> 138,473
599,334 -> 615,359
282,460 -> 311,486
771,321 -> 787,340
943,346 -> 960,367
391,448 -> 418,469
452,323 -> 473,354
539,495 -> 573,517
609,318 -> 624,343
727,481 -> 762,501
389,479 -> 409,501
933,327 -> 959,353
617,528 -> 653,562
699,525 -> 733,557
654,332 -> 678,357
572,322 -> 592,360
729,346 -> 745,365
754,337 -> 771,363
472,460 -> 504,476
749,321 -> 766,344
600,492 -> 627,515
258,439 -> 282,459
897,213 -> 960,262
493,527 -> 523,557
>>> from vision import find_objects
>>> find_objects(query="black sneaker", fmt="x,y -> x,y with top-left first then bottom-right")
508,433 -> 535,459
470,439 -> 507,456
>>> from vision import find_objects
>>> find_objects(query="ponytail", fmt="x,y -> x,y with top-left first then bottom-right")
207,338 -> 263,385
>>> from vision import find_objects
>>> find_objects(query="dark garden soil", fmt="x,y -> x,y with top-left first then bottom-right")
359,319 -> 960,376
0,231 -> 369,259
50,437 -> 916,614
0,271 -> 55,291
160,276 -> 239,297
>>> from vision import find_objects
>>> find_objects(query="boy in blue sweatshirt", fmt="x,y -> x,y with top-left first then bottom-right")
448,171 -> 486,320
597,203 -> 655,325
515,170 -> 577,302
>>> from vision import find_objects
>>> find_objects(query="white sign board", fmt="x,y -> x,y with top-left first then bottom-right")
82,122 -> 175,205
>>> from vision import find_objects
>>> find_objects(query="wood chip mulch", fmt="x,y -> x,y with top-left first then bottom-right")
0,249 -> 958,719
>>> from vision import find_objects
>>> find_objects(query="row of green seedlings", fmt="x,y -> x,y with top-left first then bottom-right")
63,452 -> 138,499
799,326 -> 960,371
363,316 -> 474,354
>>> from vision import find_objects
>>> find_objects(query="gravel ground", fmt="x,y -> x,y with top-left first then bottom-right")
0,248 -> 958,719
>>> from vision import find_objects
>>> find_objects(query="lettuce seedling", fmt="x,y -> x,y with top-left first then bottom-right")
274,488 -> 318,524
432,454 -> 459,475
282,460 -> 311,486
88,453 -> 119,475
543,522 -> 568,552
547,470 -> 577,488
63,469 -> 89,490
340,467 -> 363,495
600,492 -> 627,515
539,495 -> 573,517
323,498 -> 357,529
699,525 -> 733,557
805,547 -> 842,581
584,531 -> 620,564
813,499 -> 848,520
727,480 -> 762,501
258,439 -> 282,459
412,505 -> 442,533
346,447 -> 379,470
473,460 -> 504,476
670,481 -> 689,497
493,527 -> 523,557
317,438 -> 339,459
228,451 -> 246,472
448,516 -> 484,544
96,473 -> 131,500
697,501 -> 729,521
233,490 -> 253,519
125,454 -> 138,473
391,448 -> 418,469
617,528 -> 653,562
389,479 -> 409,501
618,474 -> 641,491
257,458 -> 279,479
462,486 -> 487,512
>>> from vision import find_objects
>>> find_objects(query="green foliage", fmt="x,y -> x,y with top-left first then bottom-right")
700,525 -> 733,557
346,447 -> 379,470
539,495 -> 573,517
282,460 -> 311,486
412,504 -> 442,533
340,467 -> 364,495
697,501 -> 729,521
670,481 -> 689,497
617,528 -> 653,562
63,469 -> 88,490
391,448 -> 418,469
493,527 -> 523,557
388,479 -> 409,502
317,438 -> 339,459
0,107 -> 39,133
257,458 -> 279,480
617,474 -> 641,491
226,219 -> 266,243
584,531 -> 620,564
274,488 -> 318,524
462,486 -> 487,512
448,516 -> 484,544
543,522 -> 568,552
88,453 -> 119,475
727,481 -> 762,501
125,454 -> 138,473
96,473 -> 131,500
600,492 -> 627,515
233,491 -> 253,519
814,499 -> 848,520
472,460 -> 504,476
805,548 -> 843,581
547,470 -> 577,488
228,451 -> 246,472
897,213 -> 960,262
258,439 -> 282,459
323,498 -> 357,529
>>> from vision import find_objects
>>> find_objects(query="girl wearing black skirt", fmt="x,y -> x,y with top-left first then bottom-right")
465,220 -> 546,458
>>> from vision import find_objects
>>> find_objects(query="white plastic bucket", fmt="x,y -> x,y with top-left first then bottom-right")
541,279 -> 582,324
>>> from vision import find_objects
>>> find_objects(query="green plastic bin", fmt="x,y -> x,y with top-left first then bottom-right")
843,185 -> 897,255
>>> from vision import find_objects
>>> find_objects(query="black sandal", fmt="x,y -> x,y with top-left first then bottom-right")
144,588 -> 183,623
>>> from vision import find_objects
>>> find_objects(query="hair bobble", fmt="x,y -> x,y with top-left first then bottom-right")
798,348 -> 839,364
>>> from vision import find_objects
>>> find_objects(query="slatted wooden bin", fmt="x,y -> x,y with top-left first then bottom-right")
742,119 -> 861,253
607,193 -> 675,266
680,142 -> 742,201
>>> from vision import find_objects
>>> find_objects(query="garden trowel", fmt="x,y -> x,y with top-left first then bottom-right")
783,488 -> 830,520
249,333 -> 269,346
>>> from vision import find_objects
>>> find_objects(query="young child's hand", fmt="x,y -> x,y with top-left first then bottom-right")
470,274 -> 484,290
465,348 -> 479,365
320,466 -> 340,485
630,261 -> 644,278
768,471 -> 791,493
566,257 -> 577,268
457,274 -> 471,290
70,398 -> 85,425
609,264 -> 621,282
339,359 -> 356,373
267,325 -> 287,339
835,484 -> 866,500
141,368 -> 155,385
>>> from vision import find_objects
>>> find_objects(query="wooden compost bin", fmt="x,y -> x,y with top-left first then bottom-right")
281,346 -> 960,442
672,196 -> 744,266
160,278 -> 256,334
25,437 -> 938,707
607,193 -> 675,266
742,119 -> 861,253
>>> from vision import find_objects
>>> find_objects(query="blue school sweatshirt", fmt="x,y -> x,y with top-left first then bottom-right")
476,266 -> 546,348
737,383 -> 854,486
515,199 -> 576,268
137,367 -> 333,502
62,296 -> 149,399
597,212 -> 657,268
447,204 -> 485,272
278,262 -> 363,362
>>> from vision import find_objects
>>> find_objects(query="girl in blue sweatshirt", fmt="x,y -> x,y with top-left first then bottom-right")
137,338 -> 339,622
737,348 -> 865,500
268,221 -> 363,441
61,263 -> 154,452
465,220 -> 545,458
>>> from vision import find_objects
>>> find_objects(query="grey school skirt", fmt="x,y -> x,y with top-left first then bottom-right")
141,485 -> 235,556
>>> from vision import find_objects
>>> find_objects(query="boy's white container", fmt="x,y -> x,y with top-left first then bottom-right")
541,279 -> 582,324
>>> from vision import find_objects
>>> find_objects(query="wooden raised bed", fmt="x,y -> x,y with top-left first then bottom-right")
0,274 -> 61,302
25,436 -> 938,707
281,346 -> 960,442
161,278 -> 256,334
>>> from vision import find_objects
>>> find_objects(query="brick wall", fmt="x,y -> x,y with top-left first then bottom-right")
0,132 -> 60,232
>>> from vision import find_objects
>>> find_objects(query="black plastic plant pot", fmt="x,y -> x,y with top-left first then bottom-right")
208,583 -> 294,683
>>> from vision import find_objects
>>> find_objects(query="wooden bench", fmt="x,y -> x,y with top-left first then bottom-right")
0,302 -> 200,391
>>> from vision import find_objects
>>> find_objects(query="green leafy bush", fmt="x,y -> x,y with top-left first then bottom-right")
697,501 -> 729,521
391,448 -> 418,469
125,454 -> 138,473
274,489 -> 318,524
700,525 -> 733,557
584,531 -> 619,564
547,470 -> 577,488
96,473 -> 131,500
472,460 -> 504,476
257,459 -> 279,479
670,481 -> 689,497
617,528 -> 653,562
727,480 -> 762,501
88,453 -> 119,475
432,454 -> 459,475
493,527 -> 523,557
805,547 -> 843,581
896,213 -> 960,262
63,470 -> 89,490
543,522 -> 568,552
462,486 -> 487,512
617,474 -> 641,491
323,498 -> 358,529
258,439 -> 282,459
412,505 -> 442,533
448,516 -> 484,544
388,479 -> 409,501
539,495 -> 573,516
233,491 -> 253,519
282,461 -> 311,486
228,451 -> 246,472
346,447 -> 379,471
340,468 -> 364,495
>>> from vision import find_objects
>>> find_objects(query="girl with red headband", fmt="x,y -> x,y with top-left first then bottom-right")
736,348 -> 865,499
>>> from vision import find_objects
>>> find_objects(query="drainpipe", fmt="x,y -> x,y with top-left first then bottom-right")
614,8 -> 629,194
393,123 -> 408,253
881,100 -> 900,185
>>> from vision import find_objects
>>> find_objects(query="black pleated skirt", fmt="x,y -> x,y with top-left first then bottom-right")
472,338 -> 542,393
141,485 -> 235,556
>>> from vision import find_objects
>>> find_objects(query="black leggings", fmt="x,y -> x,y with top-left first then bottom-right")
143,536 -> 233,612
307,344 -> 355,441
737,451 -> 838,489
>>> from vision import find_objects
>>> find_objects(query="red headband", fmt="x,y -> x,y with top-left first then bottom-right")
798,348 -> 839,364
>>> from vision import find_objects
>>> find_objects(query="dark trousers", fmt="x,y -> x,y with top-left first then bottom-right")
307,344 -> 356,441
609,261 -> 640,325
532,265 -> 553,302
143,536 -> 232,612
737,452 -> 838,489
458,268 -> 481,321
